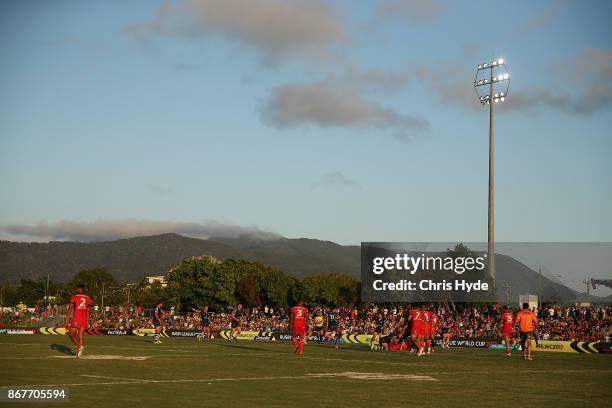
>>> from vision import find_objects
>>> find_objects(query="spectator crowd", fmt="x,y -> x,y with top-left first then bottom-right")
2,303 -> 609,342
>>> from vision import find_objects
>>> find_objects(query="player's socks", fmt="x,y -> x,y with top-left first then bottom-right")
298,338 -> 304,354
292,337 -> 298,352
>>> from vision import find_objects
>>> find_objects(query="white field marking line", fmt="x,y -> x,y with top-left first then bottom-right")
148,353 -> 432,364
2,356 -> 610,377
51,355 -> 150,360
306,372 -> 438,381
6,373 -> 401,388
150,352 -> 331,358
0,357 -> 49,360
412,368 -> 612,375
81,375 -> 150,382
298,356 -> 433,367
0,343 -> 194,349
438,350 -> 593,358
0,352 -> 329,360
6,367 -> 612,389
0,343 -> 43,346
94,346 -> 195,352
7,371 -> 438,388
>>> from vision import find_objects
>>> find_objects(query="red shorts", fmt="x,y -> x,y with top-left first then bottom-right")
411,322 -> 425,336
502,327 -> 513,337
292,325 -> 306,335
69,316 -> 88,329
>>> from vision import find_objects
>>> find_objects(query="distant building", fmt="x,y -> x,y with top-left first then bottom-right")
146,275 -> 167,288
519,294 -> 539,310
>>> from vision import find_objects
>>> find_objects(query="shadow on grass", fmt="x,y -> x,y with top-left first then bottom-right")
50,343 -> 75,356
115,336 -> 157,343
210,342 -> 278,352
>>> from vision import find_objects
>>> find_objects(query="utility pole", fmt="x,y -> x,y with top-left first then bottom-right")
474,58 -> 510,284
539,267 -> 542,307
101,282 -> 105,317
488,63 -> 495,284
46,274 -> 50,306
504,282 -> 511,306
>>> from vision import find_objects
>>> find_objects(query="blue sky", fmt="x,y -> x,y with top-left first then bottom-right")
1,0 -> 611,245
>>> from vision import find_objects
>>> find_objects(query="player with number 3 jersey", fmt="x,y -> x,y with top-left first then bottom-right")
290,300 -> 309,355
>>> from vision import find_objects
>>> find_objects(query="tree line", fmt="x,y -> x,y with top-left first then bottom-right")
0,256 -> 359,311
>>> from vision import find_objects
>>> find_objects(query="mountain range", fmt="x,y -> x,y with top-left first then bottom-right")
0,233 -> 607,303
0,233 -> 359,283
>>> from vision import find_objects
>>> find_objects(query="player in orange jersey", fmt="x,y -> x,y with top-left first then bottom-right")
515,303 -> 538,360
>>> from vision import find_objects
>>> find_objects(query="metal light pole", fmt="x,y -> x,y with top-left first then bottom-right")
474,58 -> 510,283
101,282 -> 105,316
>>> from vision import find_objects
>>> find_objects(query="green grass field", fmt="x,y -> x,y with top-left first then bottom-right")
1,335 -> 610,408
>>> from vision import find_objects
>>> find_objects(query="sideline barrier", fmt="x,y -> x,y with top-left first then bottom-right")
532,340 -> 601,354
343,333 -> 373,344
0,328 -> 37,335
435,338 -> 499,348
487,340 -> 608,354
39,327 -> 66,335
2,327 -> 609,354
218,330 -> 367,343
132,328 -> 158,337
219,330 -> 276,341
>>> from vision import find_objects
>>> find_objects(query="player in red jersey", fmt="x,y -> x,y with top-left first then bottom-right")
408,306 -> 426,356
423,306 -> 431,354
427,310 -> 438,354
289,300 -> 309,355
64,284 -> 91,358
500,305 -> 515,356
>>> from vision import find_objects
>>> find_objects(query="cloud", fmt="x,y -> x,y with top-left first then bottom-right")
555,48 -> 612,82
1,219 -> 281,242
123,0 -> 347,65
505,48 -> 612,115
415,62 -> 479,110
342,67 -> 410,93
375,0 -> 445,23
417,48 -> 612,116
312,172 -> 357,189
260,79 -> 429,138
518,0 -> 571,33
146,184 -> 173,196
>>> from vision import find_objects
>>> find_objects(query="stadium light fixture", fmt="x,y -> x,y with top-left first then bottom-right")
473,58 -> 511,283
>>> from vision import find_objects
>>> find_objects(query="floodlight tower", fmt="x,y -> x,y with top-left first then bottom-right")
474,58 -> 510,283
